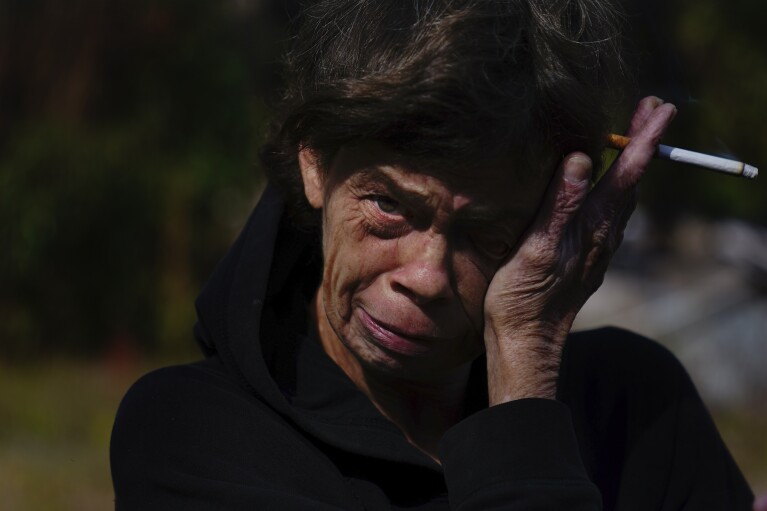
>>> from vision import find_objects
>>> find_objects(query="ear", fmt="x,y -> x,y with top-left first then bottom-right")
298,146 -> 324,209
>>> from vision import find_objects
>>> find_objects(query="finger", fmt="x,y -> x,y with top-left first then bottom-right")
530,153 -> 593,244
616,102 -> 677,187
577,177 -> 637,272
626,96 -> 665,138
583,102 -> 674,245
596,102 -> 677,197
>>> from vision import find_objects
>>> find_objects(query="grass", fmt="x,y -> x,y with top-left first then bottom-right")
0,356 -> 181,511
0,357 -> 764,510
713,407 -> 767,495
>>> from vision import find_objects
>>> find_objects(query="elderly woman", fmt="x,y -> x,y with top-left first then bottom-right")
111,0 -> 754,509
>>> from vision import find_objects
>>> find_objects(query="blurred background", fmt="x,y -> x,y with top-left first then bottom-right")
0,0 -> 765,508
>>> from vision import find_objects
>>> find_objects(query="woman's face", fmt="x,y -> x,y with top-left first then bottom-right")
301,142 -> 552,382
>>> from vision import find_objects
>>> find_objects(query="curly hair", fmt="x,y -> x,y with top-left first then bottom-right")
260,0 -> 627,228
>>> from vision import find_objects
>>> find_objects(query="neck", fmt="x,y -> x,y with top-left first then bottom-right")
312,293 -> 471,462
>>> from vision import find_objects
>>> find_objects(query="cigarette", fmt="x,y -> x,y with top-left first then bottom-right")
606,133 -> 758,179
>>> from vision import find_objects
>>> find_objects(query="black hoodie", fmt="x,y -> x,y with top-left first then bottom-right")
111,186 -> 753,510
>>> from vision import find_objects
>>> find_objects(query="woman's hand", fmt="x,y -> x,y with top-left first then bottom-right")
483,97 -> 677,405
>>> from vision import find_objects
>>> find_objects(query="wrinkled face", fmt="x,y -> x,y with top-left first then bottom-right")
301,142 -> 551,382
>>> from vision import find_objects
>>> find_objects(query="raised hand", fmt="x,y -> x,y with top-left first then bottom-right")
483,97 -> 677,405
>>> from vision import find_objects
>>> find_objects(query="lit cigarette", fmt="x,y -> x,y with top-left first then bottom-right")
606,133 -> 758,179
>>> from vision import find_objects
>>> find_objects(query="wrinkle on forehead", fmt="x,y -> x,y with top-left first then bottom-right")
324,141 -> 555,223
365,163 -> 536,223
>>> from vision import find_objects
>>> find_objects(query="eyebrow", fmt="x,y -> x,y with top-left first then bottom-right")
354,167 -> 433,205
354,167 -> 526,223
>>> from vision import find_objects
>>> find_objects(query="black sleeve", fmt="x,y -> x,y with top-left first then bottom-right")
438,327 -> 754,511
110,360 -> 360,511
439,399 -> 602,510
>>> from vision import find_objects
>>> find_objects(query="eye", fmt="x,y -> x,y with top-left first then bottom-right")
372,195 -> 404,215
361,194 -> 412,239
469,231 -> 512,260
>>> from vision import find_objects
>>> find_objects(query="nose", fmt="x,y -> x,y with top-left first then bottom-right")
390,231 -> 453,304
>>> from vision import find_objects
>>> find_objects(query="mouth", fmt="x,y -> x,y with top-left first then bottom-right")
356,308 -> 437,356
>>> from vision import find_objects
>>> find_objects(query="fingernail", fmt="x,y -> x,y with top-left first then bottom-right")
564,155 -> 592,183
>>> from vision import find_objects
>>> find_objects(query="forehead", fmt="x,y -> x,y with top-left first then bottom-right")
327,142 -> 553,218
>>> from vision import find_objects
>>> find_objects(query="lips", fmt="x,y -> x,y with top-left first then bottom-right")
356,308 -> 437,356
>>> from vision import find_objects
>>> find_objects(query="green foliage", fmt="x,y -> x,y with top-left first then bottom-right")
1,0 -> 765,359
629,0 -> 767,225
0,0 -> 274,358
2,122 -> 159,356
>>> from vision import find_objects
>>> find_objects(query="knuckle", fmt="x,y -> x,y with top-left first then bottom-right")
555,181 -> 588,216
522,234 -> 558,265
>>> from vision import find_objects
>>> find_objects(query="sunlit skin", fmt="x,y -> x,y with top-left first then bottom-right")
300,97 -> 677,460
304,143 -> 550,377
301,143 -> 551,458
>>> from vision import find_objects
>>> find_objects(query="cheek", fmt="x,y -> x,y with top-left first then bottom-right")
454,252 -> 495,323
320,203 -> 396,318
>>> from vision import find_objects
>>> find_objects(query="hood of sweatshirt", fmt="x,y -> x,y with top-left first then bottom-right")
192,185 -> 452,470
